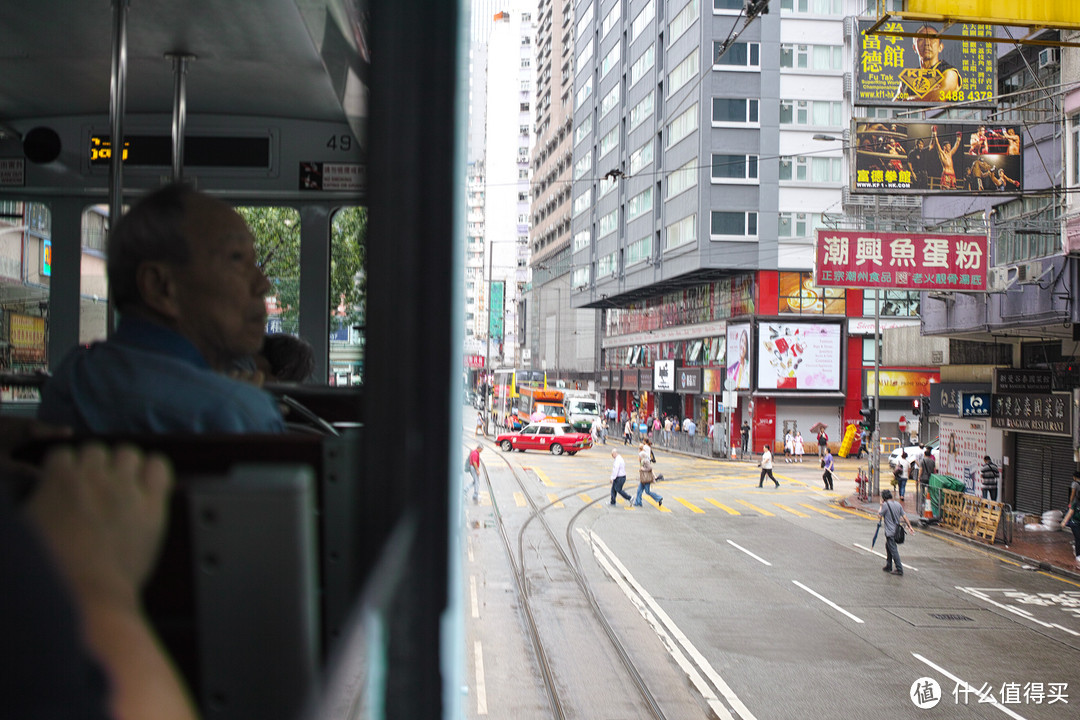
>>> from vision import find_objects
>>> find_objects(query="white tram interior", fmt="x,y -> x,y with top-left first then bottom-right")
1,1 -> 461,718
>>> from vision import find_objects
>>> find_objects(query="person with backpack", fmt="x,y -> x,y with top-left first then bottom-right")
879,489 -> 914,576
979,455 -> 1000,501
816,429 -> 828,457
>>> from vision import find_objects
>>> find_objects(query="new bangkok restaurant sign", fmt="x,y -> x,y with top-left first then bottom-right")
814,230 -> 988,292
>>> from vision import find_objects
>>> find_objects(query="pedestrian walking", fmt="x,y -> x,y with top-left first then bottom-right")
793,432 -> 804,463
623,419 -> 632,445
464,445 -> 482,502
979,455 -> 999,501
633,443 -> 663,507
879,489 -> 914,576
783,430 -> 793,463
821,448 -> 835,490
474,411 -> 485,437
1061,479 -> 1080,567
894,451 -> 909,500
740,421 -> 750,456
609,449 -> 633,505
919,448 -> 936,482
857,427 -> 867,459
663,415 -> 673,444
758,445 -> 779,488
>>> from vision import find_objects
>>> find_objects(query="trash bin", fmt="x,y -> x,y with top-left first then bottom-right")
928,473 -> 966,516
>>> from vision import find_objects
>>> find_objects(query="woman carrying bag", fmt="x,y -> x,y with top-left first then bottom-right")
632,443 -> 663,507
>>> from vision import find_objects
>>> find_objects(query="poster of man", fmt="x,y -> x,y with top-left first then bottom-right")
853,120 -> 1023,195
855,20 -> 995,107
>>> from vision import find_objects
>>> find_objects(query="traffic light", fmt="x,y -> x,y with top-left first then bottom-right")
859,397 -> 876,429
912,398 -> 921,416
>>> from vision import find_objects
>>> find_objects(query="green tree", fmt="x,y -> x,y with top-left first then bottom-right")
330,206 -> 367,330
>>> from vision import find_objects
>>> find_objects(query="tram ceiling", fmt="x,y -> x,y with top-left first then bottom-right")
0,0 -> 361,127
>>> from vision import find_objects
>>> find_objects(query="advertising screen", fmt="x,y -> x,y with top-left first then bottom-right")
854,19 -> 995,106
853,120 -> 1023,194
756,322 -> 841,392
726,324 -> 751,391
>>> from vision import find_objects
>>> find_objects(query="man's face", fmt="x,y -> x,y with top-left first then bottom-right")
914,32 -> 942,65
171,195 -> 271,369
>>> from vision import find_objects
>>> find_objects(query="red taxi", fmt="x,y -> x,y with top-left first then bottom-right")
495,421 -> 593,456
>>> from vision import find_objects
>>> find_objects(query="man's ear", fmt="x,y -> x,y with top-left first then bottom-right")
135,261 -> 182,320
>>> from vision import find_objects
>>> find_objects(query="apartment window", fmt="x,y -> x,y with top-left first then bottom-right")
521,58 -> 531,68
631,0 -> 655,42
575,76 -> 593,109
629,138 -> 654,174
713,0 -> 742,9
578,38 -> 594,68
629,91 -> 655,132
711,154 -> 758,181
785,0 -> 843,12
576,2 -> 594,38
780,100 -> 841,126
572,266 -> 590,289
668,50 -> 699,96
600,84 -> 620,119
777,212 -> 822,239
520,102 -> 531,112
599,127 -> 619,158
627,187 -> 653,222
1073,114 -> 1080,186
713,41 -> 760,68
598,251 -> 617,277
666,159 -> 698,199
666,215 -> 697,251
779,44 -> 841,72
574,150 -> 593,180
601,42 -> 621,79
519,124 -> 530,135
630,44 -> 655,87
779,157 -> 802,180
572,188 -> 592,217
712,97 -> 758,124
520,81 -> 531,91
779,156 -> 841,182
573,227 -> 591,252
575,115 -> 593,146
599,174 -> 618,198
667,103 -> 699,148
601,1 -> 621,38
599,209 -> 618,237
781,44 -> 809,69
670,0 -> 700,44
627,235 -> 652,265
861,290 -> 920,318
518,168 -> 529,179
710,211 -> 757,238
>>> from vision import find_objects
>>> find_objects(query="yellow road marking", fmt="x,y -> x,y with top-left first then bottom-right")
675,497 -> 705,513
513,492 -> 526,507
533,467 -> 553,487
706,499 -> 740,515
799,503 -> 843,519
546,493 -> 564,508
774,503 -> 810,518
646,496 -> 671,513
578,493 -> 593,504
737,499 -> 774,516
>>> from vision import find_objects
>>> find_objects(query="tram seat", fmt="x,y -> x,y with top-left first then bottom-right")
13,430 -> 368,720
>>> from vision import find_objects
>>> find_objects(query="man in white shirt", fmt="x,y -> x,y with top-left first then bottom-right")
609,449 -> 632,505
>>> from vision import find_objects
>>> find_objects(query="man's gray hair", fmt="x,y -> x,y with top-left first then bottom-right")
107,183 -> 197,311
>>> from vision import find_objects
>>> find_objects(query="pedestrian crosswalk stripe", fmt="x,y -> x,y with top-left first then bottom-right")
774,503 -> 810,518
705,498 -> 740,515
546,493 -> 564,508
737,499 -> 774,516
645,496 -> 671,513
531,467 -> 554,487
674,497 -> 705,514
513,492 -> 526,507
799,503 -> 843,519
578,493 -> 593,504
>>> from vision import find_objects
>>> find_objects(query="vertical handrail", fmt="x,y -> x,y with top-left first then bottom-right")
106,0 -> 130,337
167,53 -> 196,183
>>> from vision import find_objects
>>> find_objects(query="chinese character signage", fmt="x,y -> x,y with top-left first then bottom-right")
815,230 -> 988,292
855,20 -> 995,106
991,392 -> 1071,437
865,370 -> 938,398
927,382 -> 988,415
676,367 -> 701,394
994,368 -> 1052,393
853,120 -> 1023,194
9,313 -> 45,363
960,392 -> 990,417
489,281 -> 504,341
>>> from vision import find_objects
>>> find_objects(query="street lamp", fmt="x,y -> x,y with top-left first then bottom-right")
814,133 -> 882,495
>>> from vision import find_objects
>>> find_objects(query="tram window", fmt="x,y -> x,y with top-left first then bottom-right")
329,206 -> 366,387
236,206 -> 301,335
79,205 -> 111,344
1,201 -> 50,402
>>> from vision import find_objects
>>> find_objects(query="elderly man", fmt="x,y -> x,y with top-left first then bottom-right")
39,184 -> 285,433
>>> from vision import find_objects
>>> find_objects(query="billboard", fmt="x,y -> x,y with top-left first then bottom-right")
864,370 -> 938,398
756,322 -> 842,392
905,2 -> 1080,28
853,120 -> 1023,194
855,19 -> 994,106
815,230 -> 989,292
726,323 -> 751,391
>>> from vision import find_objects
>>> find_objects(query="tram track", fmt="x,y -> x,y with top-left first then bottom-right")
464,436 -> 670,720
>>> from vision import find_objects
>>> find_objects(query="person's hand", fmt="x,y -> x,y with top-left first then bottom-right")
25,444 -> 173,610
228,366 -> 266,388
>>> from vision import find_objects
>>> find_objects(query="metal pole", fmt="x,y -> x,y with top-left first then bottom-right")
107,0 -> 129,337
485,245 -> 493,434
167,53 -> 195,183
555,286 -> 560,384
872,288 -> 881,497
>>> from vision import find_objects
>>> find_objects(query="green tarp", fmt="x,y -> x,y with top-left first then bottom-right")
928,473 -> 966,516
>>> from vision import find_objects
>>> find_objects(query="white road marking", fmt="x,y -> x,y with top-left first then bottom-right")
727,540 -> 773,566
470,575 -> 479,619
956,587 -> 1080,637
852,543 -> 919,571
473,640 -> 488,715
791,580 -> 864,624
912,653 -> 1028,720
467,535 -> 475,563
584,529 -> 758,720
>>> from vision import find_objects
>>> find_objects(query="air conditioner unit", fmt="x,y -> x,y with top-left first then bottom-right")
987,266 -> 1014,292
1016,260 -> 1044,284
1038,48 -> 1059,69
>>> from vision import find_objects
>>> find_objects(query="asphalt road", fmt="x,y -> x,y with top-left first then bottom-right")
461,431 -> 1080,720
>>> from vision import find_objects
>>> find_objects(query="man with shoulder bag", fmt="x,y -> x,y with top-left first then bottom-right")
879,489 -> 914,576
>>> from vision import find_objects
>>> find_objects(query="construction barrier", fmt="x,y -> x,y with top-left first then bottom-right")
938,488 -> 1004,544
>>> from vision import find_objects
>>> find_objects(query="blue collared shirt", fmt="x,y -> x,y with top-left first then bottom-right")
39,316 -> 285,434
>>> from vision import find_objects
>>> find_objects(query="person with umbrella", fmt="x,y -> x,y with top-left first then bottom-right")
811,422 -> 828,457
877,489 -> 914,576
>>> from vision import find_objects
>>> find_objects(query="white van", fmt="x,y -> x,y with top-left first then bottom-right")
562,390 -> 602,433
